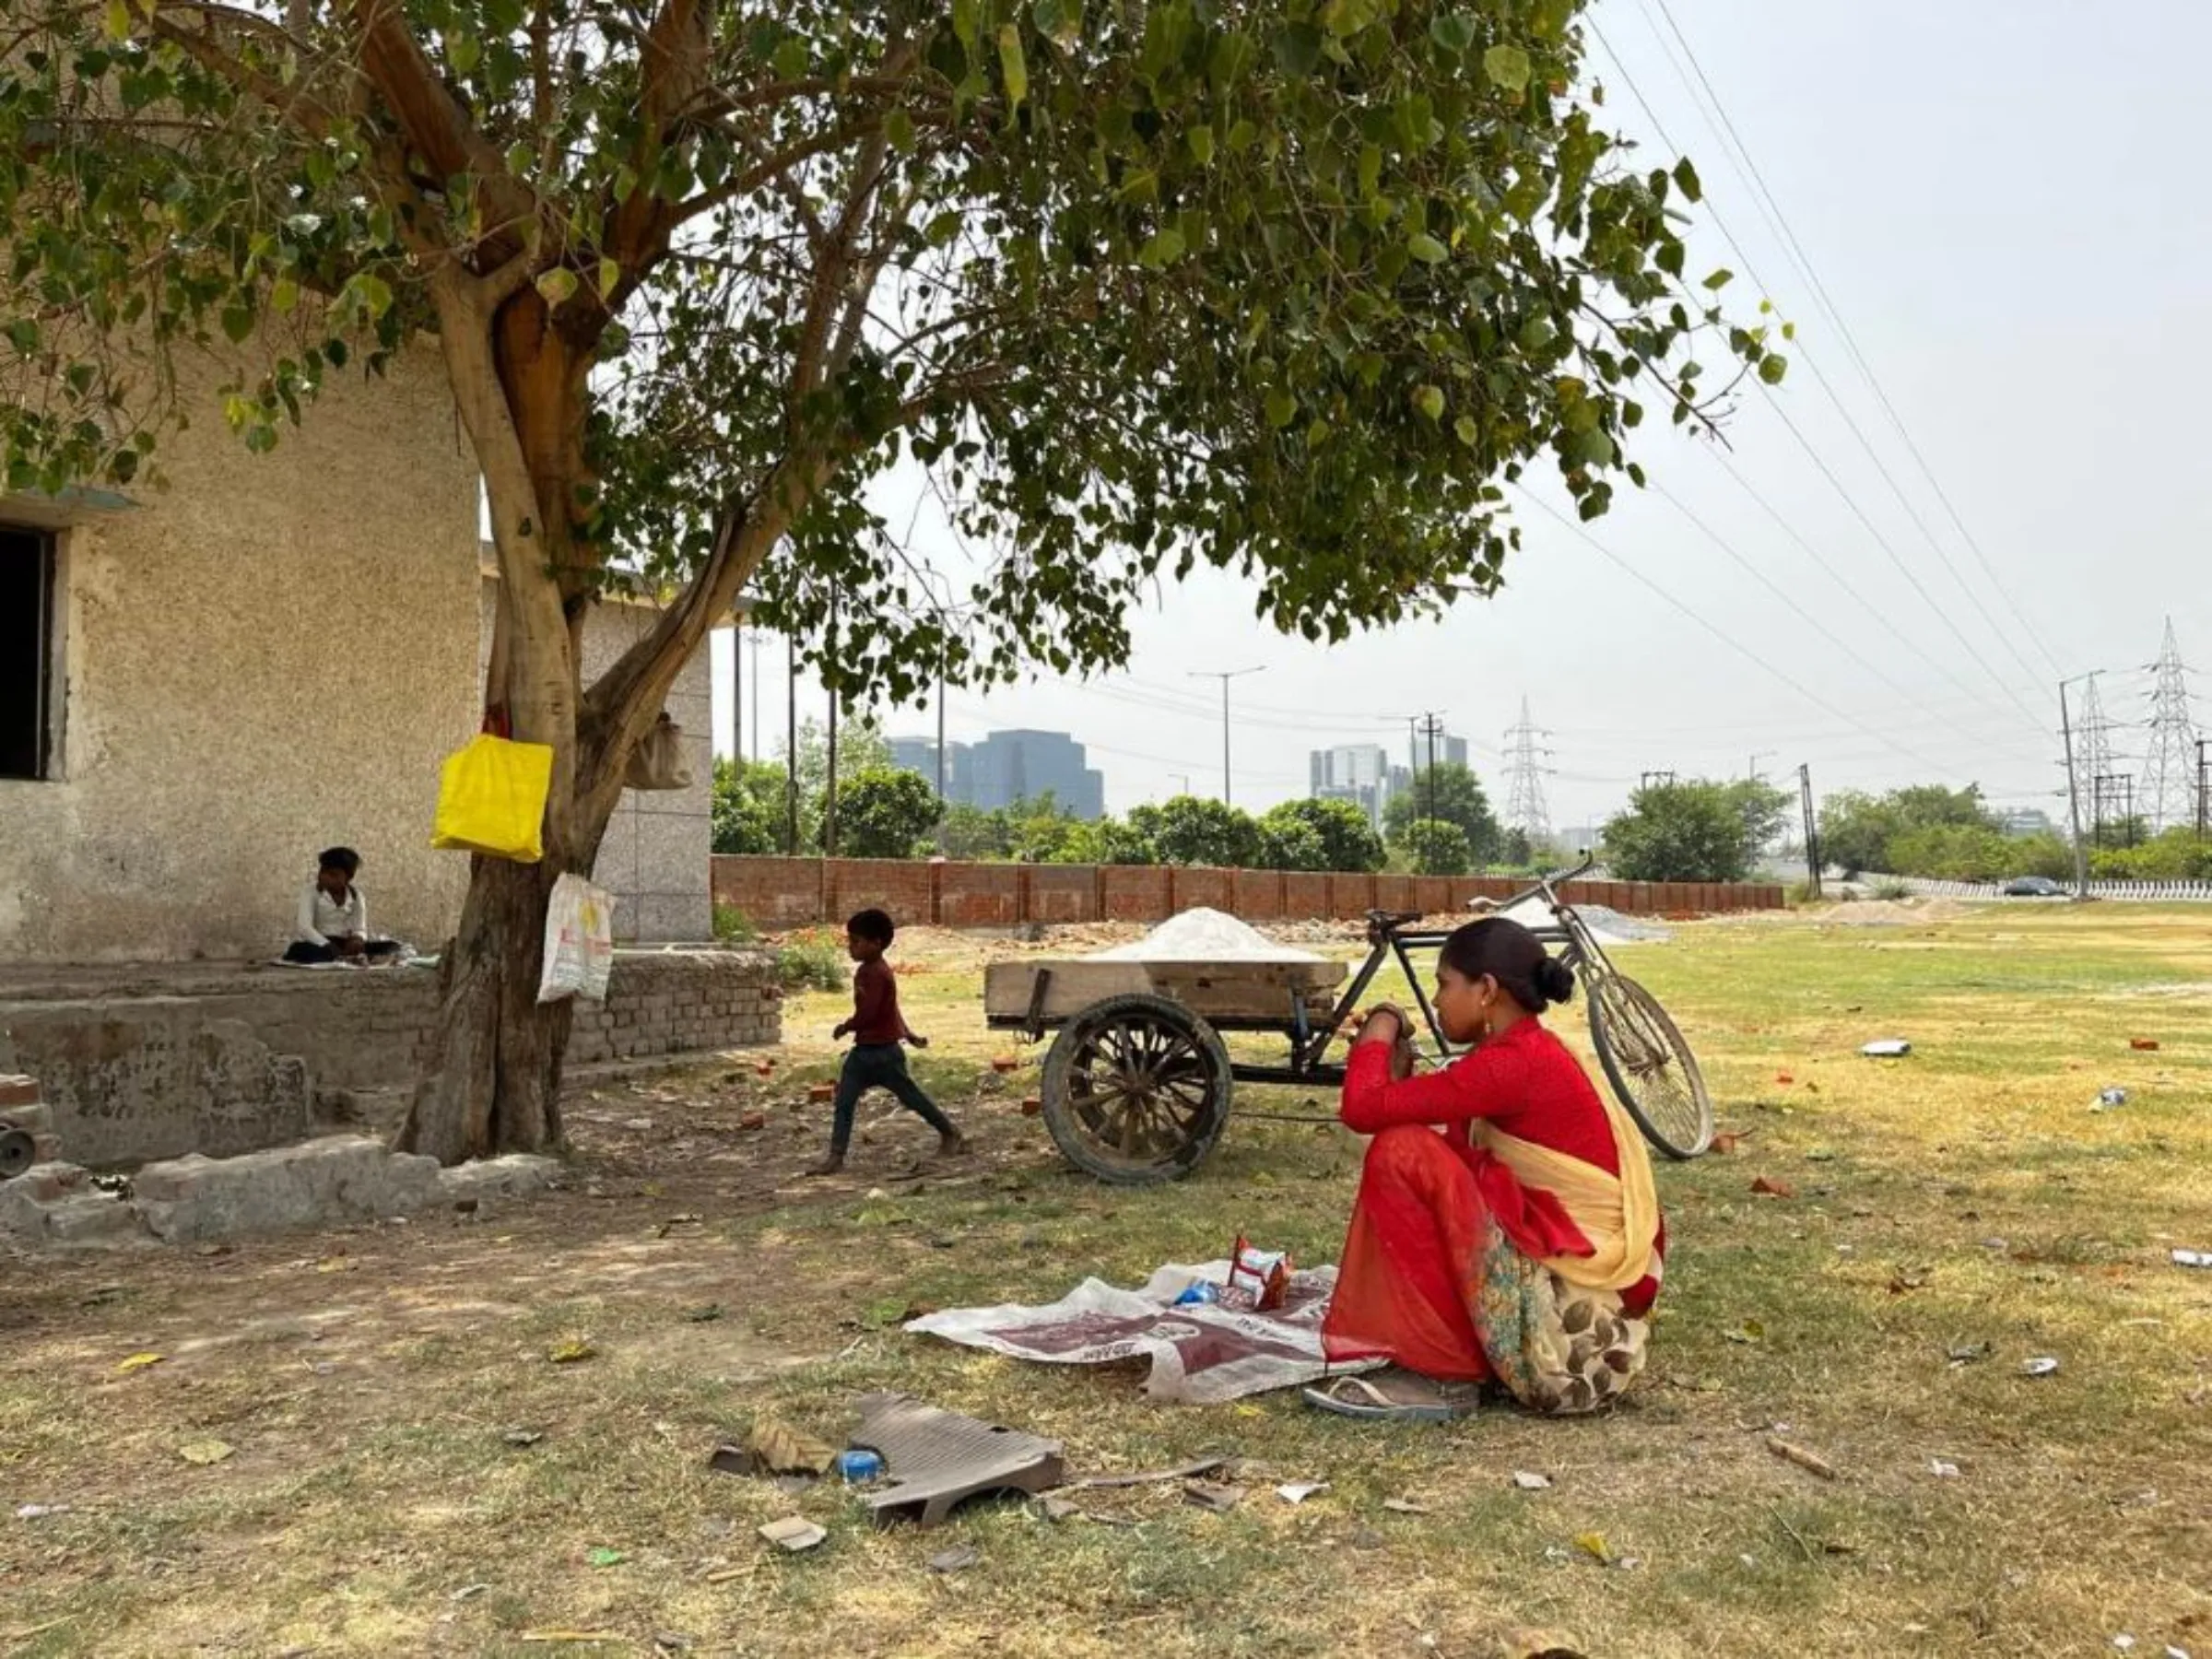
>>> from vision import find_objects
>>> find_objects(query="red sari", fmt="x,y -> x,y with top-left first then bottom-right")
1323,1018 -> 1665,1386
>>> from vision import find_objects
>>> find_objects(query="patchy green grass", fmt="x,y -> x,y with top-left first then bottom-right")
4,905 -> 2209,1657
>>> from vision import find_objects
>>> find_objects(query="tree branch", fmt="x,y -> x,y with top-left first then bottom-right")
346,0 -> 537,270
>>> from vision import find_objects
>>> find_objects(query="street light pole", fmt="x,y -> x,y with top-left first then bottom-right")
2059,672 -> 2100,900
1188,667 -> 1264,805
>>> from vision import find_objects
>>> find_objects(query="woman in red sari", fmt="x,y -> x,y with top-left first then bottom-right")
1307,917 -> 1664,1421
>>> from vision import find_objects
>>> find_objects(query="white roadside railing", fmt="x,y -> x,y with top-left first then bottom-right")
1875,875 -> 2212,902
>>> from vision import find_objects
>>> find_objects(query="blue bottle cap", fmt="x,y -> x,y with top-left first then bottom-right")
837,1448 -> 884,1483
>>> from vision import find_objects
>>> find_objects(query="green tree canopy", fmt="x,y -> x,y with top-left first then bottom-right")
833,767 -> 944,858
1397,817 -> 1473,876
1131,796 -> 1263,867
1819,784 -> 1994,877
2,0 -> 1776,1159
1263,796 -> 1385,873
711,757 -> 787,855
938,802 -> 1012,861
1604,778 -> 1759,882
1384,762 -> 1501,865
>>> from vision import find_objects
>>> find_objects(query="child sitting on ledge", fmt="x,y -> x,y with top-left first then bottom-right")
284,847 -> 404,966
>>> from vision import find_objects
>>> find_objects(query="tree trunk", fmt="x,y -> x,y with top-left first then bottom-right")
392,274 -> 803,1165
394,856 -> 574,1163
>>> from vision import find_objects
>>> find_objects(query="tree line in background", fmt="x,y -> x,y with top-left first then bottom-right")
720,739 -> 2211,888
1818,784 -> 2212,883
712,722 -> 1549,876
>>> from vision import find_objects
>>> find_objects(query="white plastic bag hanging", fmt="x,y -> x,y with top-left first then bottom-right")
538,873 -> 616,1004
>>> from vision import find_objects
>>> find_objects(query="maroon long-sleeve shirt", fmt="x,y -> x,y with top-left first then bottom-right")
849,957 -> 908,1045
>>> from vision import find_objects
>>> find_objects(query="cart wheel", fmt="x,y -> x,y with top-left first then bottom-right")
1587,972 -> 1713,1159
1040,994 -> 1232,1185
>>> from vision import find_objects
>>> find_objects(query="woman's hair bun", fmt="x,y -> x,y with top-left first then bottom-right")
1535,956 -> 1577,1006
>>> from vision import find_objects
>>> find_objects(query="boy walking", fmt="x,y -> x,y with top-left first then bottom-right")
808,909 -> 964,1176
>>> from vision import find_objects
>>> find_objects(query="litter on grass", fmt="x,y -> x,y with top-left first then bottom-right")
2094,1087 -> 2129,1112
908,1260 -> 1367,1404
2172,1249 -> 2211,1269
759,1517 -> 826,1553
1861,1039 -> 1912,1058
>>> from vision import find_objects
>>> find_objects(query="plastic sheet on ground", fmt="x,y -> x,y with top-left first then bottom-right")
905,1260 -> 1369,1404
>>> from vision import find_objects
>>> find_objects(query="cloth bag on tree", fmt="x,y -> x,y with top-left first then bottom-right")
538,873 -> 616,1004
623,712 -> 694,791
430,734 -> 554,862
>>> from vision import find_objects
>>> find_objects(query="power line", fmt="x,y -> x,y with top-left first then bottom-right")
1516,488 -> 1967,778
1758,394 -> 2050,735
1650,481 -> 2049,765
1701,444 -> 2037,732
1639,0 -> 2065,679
1586,14 -> 2057,725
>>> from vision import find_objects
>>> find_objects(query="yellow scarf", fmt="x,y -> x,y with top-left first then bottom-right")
1474,1088 -> 1661,1292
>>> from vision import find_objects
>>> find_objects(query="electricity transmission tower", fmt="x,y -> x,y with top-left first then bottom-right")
2076,672 -> 2120,841
1501,698 -> 1554,847
2141,618 -> 2200,834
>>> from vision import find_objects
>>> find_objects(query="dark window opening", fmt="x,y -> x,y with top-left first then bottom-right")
1,528 -> 56,781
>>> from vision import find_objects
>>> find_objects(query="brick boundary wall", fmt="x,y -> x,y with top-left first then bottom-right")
712,856 -> 1785,930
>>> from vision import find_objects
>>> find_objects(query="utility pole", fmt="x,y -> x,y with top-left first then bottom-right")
935,665 -> 947,805
1798,763 -> 1822,899
785,634 -> 800,855
1188,667 -> 1264,805
2058,674 -> 2092,900
1640,770 -> 1677,792
823,600 -> 841,856
732,625 -> 742,766
1418,712 -> 1447,822
1748,750 -> 1775,783
2198,736 -> 2208,841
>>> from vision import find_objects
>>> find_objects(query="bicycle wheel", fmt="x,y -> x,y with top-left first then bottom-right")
1587,973 -> 1713,1159
1040,994 -> 1233,1184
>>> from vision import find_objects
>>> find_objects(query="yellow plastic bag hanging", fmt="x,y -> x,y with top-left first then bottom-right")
431,734 -> 554,863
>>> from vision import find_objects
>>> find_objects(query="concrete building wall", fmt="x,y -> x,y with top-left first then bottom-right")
0,347 -> 483,962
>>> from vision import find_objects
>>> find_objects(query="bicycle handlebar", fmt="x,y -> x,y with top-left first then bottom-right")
1546,850 -> 1597,886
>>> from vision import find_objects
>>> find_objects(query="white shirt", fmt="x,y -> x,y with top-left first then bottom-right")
296,882 -> 369,945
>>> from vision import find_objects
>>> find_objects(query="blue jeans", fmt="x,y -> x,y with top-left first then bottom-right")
830,1043 -> 955,1157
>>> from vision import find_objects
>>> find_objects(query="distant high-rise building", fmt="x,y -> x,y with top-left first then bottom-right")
888,735 -> 937,778
1408,731 -> 1468,771
1310,743 -> 1394,825
961,729 -> 1104,818
888,735 -> 972,801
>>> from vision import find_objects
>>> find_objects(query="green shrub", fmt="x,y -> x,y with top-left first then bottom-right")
776,928 -> 848,992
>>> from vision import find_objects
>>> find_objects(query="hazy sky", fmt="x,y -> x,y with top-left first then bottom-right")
712,0 -> 2212,832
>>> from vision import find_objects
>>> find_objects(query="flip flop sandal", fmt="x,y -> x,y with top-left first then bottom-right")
1300,1373 -> 1480,1424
